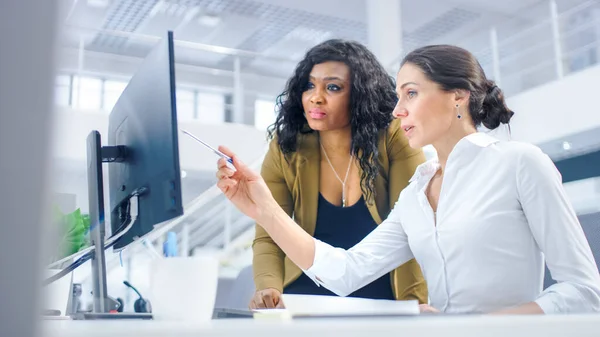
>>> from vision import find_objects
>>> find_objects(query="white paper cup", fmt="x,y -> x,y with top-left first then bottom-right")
149,256 -> 219,321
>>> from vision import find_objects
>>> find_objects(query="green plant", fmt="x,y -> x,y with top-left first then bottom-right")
53,207 -> 91,260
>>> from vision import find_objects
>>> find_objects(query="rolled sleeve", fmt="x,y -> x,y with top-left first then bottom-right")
302,239 -> 345,287
535,283 -> 589,314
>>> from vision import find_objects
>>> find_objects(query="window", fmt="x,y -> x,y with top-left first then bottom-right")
254,99 -> 276,130
54,75 -> 71,106
72,76 -> 102,110
103,80 -> 128,113
176,89 -> 195,121
197,92 -> 225,124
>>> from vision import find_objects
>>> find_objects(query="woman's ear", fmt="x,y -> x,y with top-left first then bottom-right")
454,89 -> 470,107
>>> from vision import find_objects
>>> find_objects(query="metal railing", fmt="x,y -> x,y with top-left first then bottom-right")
471,0 -> 598,96
388,0 -> 600,97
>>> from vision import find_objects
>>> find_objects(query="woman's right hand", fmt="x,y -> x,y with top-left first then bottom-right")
249,288 -> 285,309
216,146 -> 276,221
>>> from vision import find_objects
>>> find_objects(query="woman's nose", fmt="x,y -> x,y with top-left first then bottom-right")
392,103 -> 407,119
310,89 -> 324,105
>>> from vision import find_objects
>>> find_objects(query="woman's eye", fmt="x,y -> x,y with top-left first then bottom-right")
327,84 -> 341,91
407,90 -> 417,98
304,82 -> 315,90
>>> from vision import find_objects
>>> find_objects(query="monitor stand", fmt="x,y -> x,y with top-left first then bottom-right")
86,131 -> 128,315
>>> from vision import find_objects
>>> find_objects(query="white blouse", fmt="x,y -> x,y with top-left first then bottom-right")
303,133 -> 600,314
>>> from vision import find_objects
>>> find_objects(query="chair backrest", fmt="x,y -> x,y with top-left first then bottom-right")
544,212 -> 600,288
224,265 -> 255,310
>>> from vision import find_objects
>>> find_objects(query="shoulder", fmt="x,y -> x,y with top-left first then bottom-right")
485,140 -> 559,182
263,132 -> 319,173
264,135 -> 283,163
294,131 -> 319,157
380,119 -> 416,156
490,140 -> 551,167
265,132 -> 318,160
262,135 -> 289,173
382,119 -> 404,146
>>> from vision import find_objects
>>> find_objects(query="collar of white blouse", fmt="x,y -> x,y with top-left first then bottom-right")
410,132 -> 501,226
409,132 -> 500,186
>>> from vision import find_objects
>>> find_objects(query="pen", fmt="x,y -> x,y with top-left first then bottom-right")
180,129 -> 234,164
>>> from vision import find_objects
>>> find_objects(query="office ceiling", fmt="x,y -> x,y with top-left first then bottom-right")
58,0 -> 588,79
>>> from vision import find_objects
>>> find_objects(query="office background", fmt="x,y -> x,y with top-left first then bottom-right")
45,0 -> 600,312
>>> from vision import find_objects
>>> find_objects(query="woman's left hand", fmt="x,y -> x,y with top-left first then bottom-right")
419,304 -> 440,314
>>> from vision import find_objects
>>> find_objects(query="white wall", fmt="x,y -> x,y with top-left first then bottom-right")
51,107 -> 269,172
508,63 -> 600,145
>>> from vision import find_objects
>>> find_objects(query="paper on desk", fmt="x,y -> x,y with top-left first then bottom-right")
276,294 -> 419,317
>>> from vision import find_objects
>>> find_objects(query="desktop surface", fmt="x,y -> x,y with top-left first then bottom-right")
43,313 -> 600,337
70,308 -> 254,320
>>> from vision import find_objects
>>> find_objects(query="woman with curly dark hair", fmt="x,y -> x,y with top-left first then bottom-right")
249,39 -> 427,309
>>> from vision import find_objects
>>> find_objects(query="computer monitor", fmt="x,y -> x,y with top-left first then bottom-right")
107,31 -> 183,250
85,30 -> 183,314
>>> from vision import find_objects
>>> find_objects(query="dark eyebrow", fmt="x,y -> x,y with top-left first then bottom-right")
399,82 -> 418,89
309,75 -> 345,81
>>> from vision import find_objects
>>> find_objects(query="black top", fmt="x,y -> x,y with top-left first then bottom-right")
284,193 -> 395,300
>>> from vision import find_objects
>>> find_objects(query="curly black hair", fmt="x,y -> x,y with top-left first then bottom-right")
267,39 -> 398,203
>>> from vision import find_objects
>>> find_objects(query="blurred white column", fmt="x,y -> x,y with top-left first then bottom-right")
233,57 -> 245,123
76,36 -> 85,108
181,223 -> 190,257
224,203 -> 232,249
366,0 -> 403,71
549,0 -> 564,79
244,91 -> 258,126
156,234 -> 165,257
490,27 -> 502,86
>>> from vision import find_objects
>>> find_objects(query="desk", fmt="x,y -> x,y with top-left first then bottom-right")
43,314 -> 600,337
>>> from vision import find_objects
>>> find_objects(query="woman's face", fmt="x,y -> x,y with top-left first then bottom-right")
392,62 -> 457,148
302,61 -> 351,132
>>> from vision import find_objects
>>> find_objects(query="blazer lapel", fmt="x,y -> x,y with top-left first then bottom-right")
297,133 -> 320,236
360,163 -> 383,224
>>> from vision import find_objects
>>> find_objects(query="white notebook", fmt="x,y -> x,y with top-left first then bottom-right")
254,294 -> 419,318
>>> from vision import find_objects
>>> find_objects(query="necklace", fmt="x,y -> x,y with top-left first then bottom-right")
320,142 -> 353,207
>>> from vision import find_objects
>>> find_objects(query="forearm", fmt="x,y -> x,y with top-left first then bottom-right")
258,202 -> 316,271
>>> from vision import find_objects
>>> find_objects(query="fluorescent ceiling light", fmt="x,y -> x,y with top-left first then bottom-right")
87,0 -> 110,8
198,14 -> 221,27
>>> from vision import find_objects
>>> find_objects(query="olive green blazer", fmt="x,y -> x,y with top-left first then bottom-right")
252,119 -> 428,302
